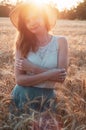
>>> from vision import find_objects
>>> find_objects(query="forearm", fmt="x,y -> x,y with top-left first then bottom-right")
31,65 -> 50,74
32,66 -> 66,83
16,58 -> 67,84
30,66 -> 61,82
29,66 -> 66,83
17,58 -> 63,82
16,69 -> 56,87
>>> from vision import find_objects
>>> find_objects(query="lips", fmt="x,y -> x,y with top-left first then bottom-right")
30,25 -> 39,29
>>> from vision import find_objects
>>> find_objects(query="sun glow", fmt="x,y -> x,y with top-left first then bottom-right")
10,0 -> 83,11
55,0 -> 83,11
24,0 -> 50,6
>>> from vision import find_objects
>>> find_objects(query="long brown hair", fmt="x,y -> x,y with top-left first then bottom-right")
16,5 -> 50,58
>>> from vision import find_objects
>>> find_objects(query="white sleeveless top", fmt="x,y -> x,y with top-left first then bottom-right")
27,35 -> 59,89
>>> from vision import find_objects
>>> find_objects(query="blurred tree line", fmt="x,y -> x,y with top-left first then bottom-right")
0,0 -> 86,20
0,0 -> 22,17
58,0 -> 86,20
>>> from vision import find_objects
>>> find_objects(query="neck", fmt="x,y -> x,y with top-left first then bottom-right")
35,30 -> 51,46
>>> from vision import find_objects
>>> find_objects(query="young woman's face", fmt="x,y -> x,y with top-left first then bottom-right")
24,9 -> 46,34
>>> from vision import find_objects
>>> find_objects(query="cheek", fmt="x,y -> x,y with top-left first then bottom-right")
25,17 -> 46,31
26,23 -> 30,29
38,19 -> 46,28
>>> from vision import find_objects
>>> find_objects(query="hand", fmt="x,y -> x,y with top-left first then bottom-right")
57,69 -> 67,83
49,68 -> 67,83
15,58 -> 50,74
15,58 -> 34,72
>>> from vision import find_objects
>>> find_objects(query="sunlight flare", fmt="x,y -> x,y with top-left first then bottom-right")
10,0 -> 83,11
54,0 -> 84,11
24,0 -> 50,5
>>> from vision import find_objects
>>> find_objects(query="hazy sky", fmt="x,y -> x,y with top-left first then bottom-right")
54,0 -> 83,11
24,0 -> 84,10
1,0 -> 83,11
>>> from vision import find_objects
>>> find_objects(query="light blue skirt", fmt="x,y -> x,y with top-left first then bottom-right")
10,85 -> 57,115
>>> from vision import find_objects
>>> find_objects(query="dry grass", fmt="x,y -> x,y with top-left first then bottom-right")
0,18 -> 86,130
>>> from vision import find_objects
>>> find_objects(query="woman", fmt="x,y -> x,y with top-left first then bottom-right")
9,2 -> 68,114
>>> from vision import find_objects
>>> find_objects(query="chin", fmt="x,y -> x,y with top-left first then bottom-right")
30,28 -> 41,34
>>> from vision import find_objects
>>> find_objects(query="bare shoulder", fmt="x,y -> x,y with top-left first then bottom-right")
15,49 -> 22,59
57,36 -> 68,50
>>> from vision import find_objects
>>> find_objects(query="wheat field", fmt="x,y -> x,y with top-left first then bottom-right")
0,18 -> 86,130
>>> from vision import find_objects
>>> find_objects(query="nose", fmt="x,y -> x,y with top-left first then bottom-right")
29,20 -> 36,27
29,22 -> 38,28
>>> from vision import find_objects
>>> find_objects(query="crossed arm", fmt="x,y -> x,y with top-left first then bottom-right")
15,37 -> 68,87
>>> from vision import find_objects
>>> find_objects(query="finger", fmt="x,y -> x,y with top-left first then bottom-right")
15,65 -> 23,70
59,69 -> 66,74
59,73 -> 67,76
16,58 -> 24,60
59,74 -> 66,78
15,62 -> 23,68
57,78 -> 65,83
59,75 -> 66,80
60,68 -> 65,71
16,59 -> 23,64
59,78 -> 65,82
58,77 -> 65,80
59,75 -> 66,79
59,72 -> 67,76
57,68 -> 64,72
15,64 -> 22,69
16,58 -> 24,62
15,63 -> 22,68
15,59 -> 23,65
